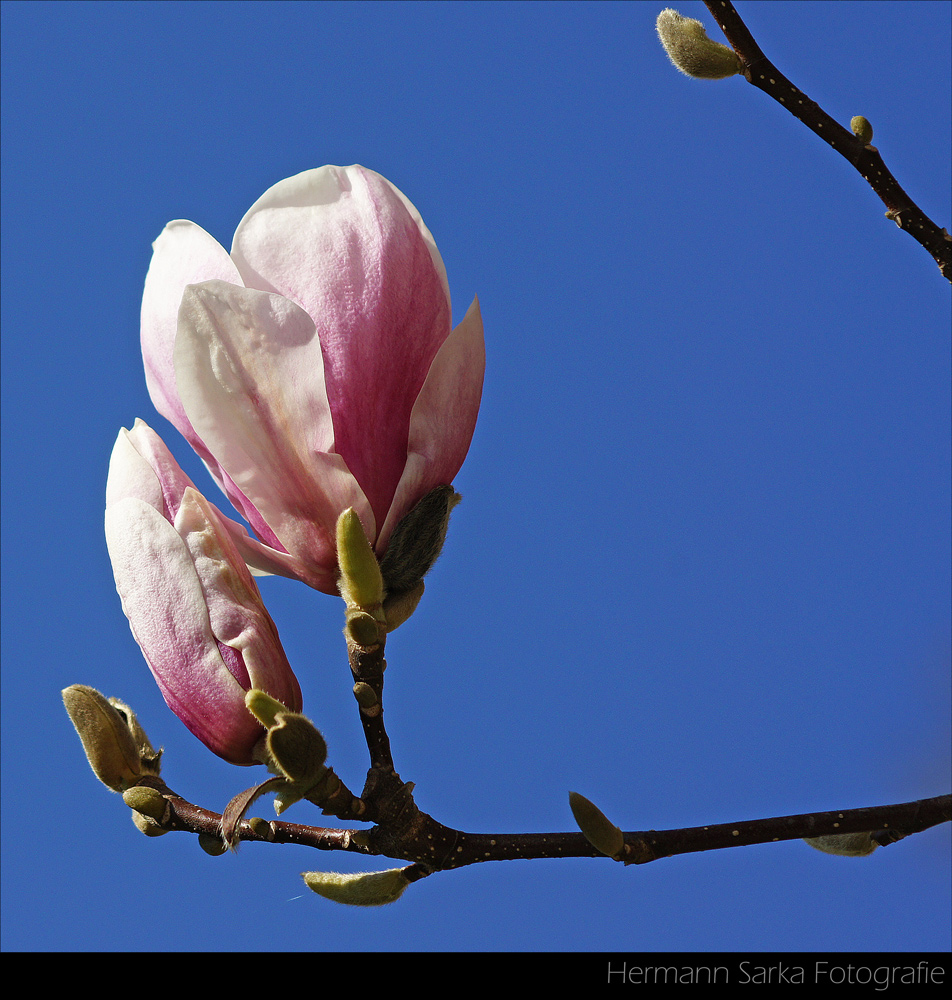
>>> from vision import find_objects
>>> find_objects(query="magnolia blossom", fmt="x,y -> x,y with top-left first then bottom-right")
140,164 -> 484,595
105,421 -> 303,765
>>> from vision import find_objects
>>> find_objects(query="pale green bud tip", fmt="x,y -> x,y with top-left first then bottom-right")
337,508 -> 384,610
656,8 -> 742,80
569,791 -> 626,859
302,868 -> 410,906
804,833 -> 878,857
62,685 -> 157,791
245,689 -> 290,729
850,116 -> 874,144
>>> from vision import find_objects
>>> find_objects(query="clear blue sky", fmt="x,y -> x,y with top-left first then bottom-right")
2,0 -> 949,953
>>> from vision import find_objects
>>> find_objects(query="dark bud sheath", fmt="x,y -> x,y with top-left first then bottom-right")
380,485 -> 461,595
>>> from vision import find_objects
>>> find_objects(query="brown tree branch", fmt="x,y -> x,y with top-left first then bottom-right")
703,1 -> 952,280
133,772 -> 950,874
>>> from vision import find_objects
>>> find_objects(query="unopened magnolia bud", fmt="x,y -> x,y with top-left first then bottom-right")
63,685 -> 161,791
380,485 -> 460,596
569,791 -> 626,859
337,508 -> 384,610
804,833 -> 879,857
656,9 -> 742,80
122,785 -> 169,824
850,116 -> 874,144
302,868 -> 410,906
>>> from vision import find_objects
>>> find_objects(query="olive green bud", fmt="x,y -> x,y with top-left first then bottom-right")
62,685 -> 161,792
302,868 -> 410,906
266,713 -> 328,785
122,785 -> 169,824
345,609 -> 381,648
656,9 -> 742,80
850,116 -> 874,144
198,833 -> 228,856
569,791 -> 626,859
247,817 -> 275,840
131,810 -> 169,837
804,832 -> 878,857
352,681 -> 379,711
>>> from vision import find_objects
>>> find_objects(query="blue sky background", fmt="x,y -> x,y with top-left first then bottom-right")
2,0 -> 949,953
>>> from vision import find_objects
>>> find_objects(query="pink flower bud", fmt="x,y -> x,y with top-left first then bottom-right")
140,165 -> 484,594
105,421 -> 303,765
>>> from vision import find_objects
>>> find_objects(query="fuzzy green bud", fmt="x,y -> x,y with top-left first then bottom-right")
247,817 -> 275,840
337,508 -> 384,611
131,810 -> 169,837
122,785 -> 169,824
345,609 -> 382,648
352,681 -> 379,711
302,868 -> 410,906
850,116 -> 874,144
569,791 -> 626,859
804,833 -> 878,857
266,713 -> 328,785
63,685 -> 161,792
656,9 -> 742,80
198,833 -> 228,856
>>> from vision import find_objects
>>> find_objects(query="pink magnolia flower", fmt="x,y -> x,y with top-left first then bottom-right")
105,420 -> 303,765
140,165 -> 484,595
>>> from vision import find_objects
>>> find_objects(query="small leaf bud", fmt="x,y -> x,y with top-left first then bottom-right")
131,810 -> 169,837
352,681 -> 379,711
198,833 -> 228,856
345,609 -> 381,648
302,868 -> 410,906
850,116 -> 874,144
804,833 -> 878,857
122,785 -> 169,824
247,817 -> 275,840
569,791 -> 626,859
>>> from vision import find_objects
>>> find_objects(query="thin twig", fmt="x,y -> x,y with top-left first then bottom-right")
137,775 -> 950,871
703,0 -> 952,280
